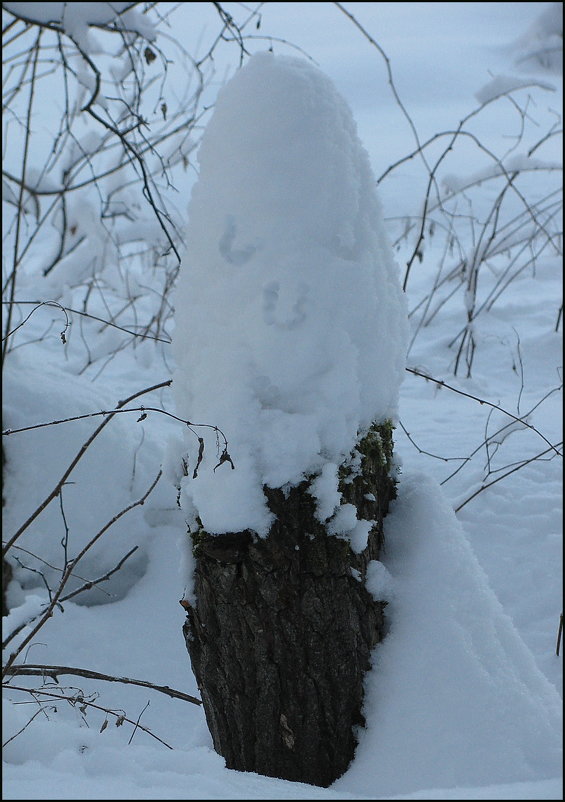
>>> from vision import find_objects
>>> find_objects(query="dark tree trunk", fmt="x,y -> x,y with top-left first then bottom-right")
182,422 -> 396,787
2,440 -> 11,617
2,557 -> 12,617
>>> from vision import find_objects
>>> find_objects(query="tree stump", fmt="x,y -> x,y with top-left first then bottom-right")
182,422 -> 396,787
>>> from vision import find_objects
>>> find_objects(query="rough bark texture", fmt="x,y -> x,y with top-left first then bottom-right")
2,557 -> 12,617
2,441 -> 11,617
182,422 -> 396,788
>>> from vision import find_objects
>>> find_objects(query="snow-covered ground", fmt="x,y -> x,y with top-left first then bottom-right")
2,3 -> 562,799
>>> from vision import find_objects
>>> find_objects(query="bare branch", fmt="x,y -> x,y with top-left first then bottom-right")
454,441 -> 563,513
2,470 -> 162,676
3,685 -> 174,749
2,707 -> 50,748
2,30 -> 41,369
3,664 -> 201,706
405,367 -> 562,456
2,381 -> 171,557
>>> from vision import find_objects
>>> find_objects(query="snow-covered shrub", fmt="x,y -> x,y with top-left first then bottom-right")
1,0 -> 267,669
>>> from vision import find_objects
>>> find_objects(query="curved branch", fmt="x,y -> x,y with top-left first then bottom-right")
2,299 -> 172,344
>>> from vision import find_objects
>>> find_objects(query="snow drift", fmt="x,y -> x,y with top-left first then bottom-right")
336,473 -> 562,797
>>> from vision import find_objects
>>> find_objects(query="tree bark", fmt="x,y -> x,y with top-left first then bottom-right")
2,440 -> 11,617
182,422 -> 396,787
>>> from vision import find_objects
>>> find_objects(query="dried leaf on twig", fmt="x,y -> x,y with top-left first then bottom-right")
213,448 -> 235,472
193,438 -> 204,478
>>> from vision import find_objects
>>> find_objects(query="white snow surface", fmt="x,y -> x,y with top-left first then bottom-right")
2,3 -> 562,800
335,474 -> 561,797
172,52 -> 408,536
2,473 -> 561,799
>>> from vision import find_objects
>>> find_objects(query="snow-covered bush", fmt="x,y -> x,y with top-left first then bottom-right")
389,72 -> 562,378
1,0 -> 266,687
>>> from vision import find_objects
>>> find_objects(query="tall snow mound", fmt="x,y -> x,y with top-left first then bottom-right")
336,473 -> 562,796
172,52 -> 408,535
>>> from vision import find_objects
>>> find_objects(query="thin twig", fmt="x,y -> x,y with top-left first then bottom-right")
440,384 -> 562,486
406,367 -> 562,456
3,685 -> 174,749
2,707 -> 50,748
398,419 -> 467,464
2,381 -> 171,557
2,471 -> 162,675
1,301 -> 70,344
59,546 -> 139,603
2,547 -> 140,650
128,699 -> 150,745
2,30 -> 42,369
1,404 -> 226,444
454,441 -> 563,512
3,664 -> 201,706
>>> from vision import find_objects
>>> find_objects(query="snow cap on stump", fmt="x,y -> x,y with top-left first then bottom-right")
173,51 -> 408,535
